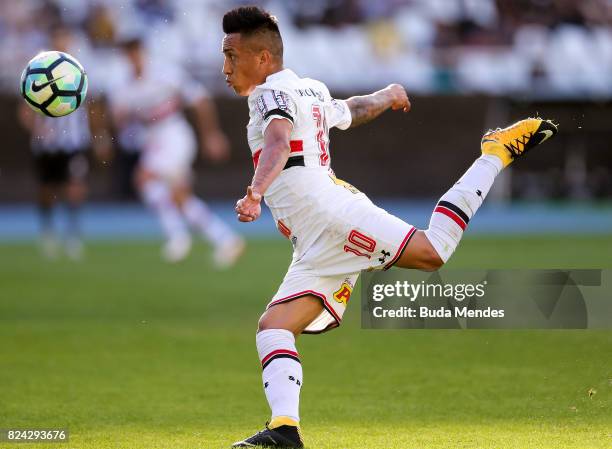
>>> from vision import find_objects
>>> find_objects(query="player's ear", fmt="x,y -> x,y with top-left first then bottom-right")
259,49 -> 271,67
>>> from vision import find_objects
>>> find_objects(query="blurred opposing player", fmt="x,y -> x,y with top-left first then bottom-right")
109,38 -> 244,265
18,25 -> 90,260
222,6 -> 558,448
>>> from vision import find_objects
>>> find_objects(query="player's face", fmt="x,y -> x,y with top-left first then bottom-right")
222,33 -> 265,96
51,28 -> 72,53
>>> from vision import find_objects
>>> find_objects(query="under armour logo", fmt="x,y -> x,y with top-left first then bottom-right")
379,250 -> 391,264
476,189 -> 482,197
288,376 -> 301,386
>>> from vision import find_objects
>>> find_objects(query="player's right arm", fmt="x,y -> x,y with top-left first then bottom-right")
235,118 -> 293,222
88,96 -> 114,162
345,84 -> 411,128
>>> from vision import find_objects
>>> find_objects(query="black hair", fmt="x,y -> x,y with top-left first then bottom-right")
222,5 -> 280,36
222,5 -> 283,60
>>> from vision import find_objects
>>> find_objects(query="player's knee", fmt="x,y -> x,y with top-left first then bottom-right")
257,310 -> 286,332
421,243 -> 445,271
257,313 -> 274,332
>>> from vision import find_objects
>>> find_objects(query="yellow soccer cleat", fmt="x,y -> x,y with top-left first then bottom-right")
481,117 -> 558,168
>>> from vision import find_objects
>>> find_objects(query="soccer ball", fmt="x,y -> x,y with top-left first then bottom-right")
20,51 -> 88,117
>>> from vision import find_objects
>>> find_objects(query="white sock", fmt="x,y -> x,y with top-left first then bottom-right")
256,329 -> 302,423
181,196 -> 237,245
141,181 -> 189,241
424,155 -> 503,262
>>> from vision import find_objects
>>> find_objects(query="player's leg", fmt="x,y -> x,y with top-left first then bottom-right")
233,296 -> 322,448
393,150 -> 502,269
34,154 -> 60,258
38,183 -> 59,258
257,297 -> 321,423
63,153 -> 88,260
136,168 -> 191,262
395,117 -> 558,269
258,296 -> 323,334
175,185 -> 245,269
392,230 -> 444,270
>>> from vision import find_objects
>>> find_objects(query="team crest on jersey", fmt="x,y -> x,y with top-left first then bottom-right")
333,280 -> 354,305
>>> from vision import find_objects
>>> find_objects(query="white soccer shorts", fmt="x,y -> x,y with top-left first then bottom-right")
267,187 -> 416,334
141,118 -> 196,185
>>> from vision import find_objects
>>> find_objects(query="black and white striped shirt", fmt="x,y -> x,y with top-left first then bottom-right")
30,107 -> 90,154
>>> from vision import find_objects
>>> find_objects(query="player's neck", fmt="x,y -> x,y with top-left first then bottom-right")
246,64 -> 285,95
263,64 -> 284,82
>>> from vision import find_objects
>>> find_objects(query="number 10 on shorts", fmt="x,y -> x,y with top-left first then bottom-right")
344,230 -> 376,259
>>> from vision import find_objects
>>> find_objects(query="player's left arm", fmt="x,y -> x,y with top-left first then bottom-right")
235,119 -> 293,222
345,84 -> 410,128
190,96 -> 231,163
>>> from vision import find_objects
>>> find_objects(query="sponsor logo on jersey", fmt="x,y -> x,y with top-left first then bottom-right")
333,281 -> 353,305
378,250 -> 391,264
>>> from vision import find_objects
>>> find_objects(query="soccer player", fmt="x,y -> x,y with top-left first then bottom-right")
109,37 -> 244,265
18,25 -> 90,260
221,6 -> 558,447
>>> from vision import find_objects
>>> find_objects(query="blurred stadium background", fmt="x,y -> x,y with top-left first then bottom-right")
1,0 -> 612,219
1,1 -> 611,448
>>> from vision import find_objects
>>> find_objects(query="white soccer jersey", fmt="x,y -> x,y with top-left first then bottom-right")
247,69 -> 415,334
31,107 -> 90,154
247,69 -> 355,255
108,62 -> 208,127
247,69 -> 352,169
108,62 -> 207,181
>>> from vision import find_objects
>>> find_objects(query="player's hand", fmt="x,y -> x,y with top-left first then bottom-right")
386,84 -> 411,113
235,186 -> 262,222
202,130 -> 230,163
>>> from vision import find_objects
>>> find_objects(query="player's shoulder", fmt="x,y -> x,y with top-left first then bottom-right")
252,70 -> 330,98
251,80 -> 295,102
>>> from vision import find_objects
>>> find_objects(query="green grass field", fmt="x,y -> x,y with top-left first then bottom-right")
1,236 -> 611,449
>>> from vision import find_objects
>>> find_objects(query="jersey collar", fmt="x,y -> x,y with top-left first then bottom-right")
264,68 -> 298,84
248,69 -> 297,101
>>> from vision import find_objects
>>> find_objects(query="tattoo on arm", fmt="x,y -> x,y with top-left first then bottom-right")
345,89 -> 392,128
251,119 -> 293,195
251,143 -> 290,195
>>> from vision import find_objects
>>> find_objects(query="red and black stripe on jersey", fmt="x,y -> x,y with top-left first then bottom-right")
433,200 -> 471,230
261,349 -> 301,370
